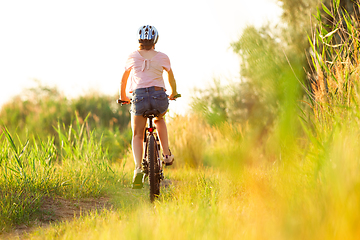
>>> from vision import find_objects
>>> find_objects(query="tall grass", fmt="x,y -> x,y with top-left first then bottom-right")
0,117 -> 125,230
308,0 -> 360,127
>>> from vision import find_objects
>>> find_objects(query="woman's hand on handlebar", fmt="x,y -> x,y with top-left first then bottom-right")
118,96 -> 131,105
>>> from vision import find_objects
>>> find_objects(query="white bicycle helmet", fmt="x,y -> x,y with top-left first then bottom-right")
138,25 -> 159,45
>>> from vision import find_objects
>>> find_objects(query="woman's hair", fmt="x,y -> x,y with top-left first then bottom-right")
139,39 -> 155,50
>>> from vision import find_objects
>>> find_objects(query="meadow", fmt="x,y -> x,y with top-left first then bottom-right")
1,2 -> 360,239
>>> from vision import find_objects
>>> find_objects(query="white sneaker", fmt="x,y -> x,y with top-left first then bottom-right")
132,168 -> 144,189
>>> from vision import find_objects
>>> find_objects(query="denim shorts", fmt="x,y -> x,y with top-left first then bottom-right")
130,87 -> 169,116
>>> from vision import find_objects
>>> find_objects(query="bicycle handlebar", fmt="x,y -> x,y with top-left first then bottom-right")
117,94 -> 181,105
172,93 -> 182,99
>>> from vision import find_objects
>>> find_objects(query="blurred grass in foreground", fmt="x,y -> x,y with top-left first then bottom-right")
23,141 -> 360,240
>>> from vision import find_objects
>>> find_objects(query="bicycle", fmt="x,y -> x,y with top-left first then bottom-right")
117,94 -> 180,202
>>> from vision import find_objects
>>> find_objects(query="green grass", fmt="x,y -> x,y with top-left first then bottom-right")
16,139 -> 360,240
0,119 -> 126,231
2,108 -> 360,239
0,101 -> 356,240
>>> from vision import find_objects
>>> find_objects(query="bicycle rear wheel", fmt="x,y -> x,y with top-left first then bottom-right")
148,134 -> 160,202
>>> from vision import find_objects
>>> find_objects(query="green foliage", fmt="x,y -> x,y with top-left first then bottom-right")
0,82 -> 132,160
307,1 -> 360,128
192,25 -> 304,144
191,79 -> 229,125
231,25 -> 304,117
0,83 -> 131,229
276,0 -> 321,54
0,121 -> 124,229
190,1 -> 322,129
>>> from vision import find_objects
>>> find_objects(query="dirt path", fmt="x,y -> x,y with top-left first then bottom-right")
1,196 -> 112,240
2,179 -> 174,239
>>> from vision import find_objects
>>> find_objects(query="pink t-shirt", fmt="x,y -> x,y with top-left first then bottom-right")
125,51 -> 171,92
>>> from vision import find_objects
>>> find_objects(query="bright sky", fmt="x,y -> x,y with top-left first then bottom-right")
0,0 -> 282,114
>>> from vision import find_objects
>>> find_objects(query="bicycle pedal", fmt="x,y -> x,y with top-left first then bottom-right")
163,161 -> 174,166
160,171 -> 164,180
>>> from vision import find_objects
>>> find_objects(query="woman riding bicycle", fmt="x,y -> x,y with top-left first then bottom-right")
119,25 -> 178,189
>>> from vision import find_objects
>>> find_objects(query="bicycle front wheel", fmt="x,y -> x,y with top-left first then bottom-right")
148,134 -> 160,202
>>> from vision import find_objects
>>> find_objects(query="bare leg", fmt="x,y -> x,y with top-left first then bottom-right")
154,113 -> 171,156
131,114 -> 147,169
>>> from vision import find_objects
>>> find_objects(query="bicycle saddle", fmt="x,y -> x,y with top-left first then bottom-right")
143,109 -> 160,118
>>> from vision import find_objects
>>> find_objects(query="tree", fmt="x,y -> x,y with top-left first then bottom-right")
276,0 -> 321,54
191,0 -> 359,130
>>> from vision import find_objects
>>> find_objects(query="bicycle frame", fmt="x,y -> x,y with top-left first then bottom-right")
140,112 -> 164,201
142,114 -> 163,180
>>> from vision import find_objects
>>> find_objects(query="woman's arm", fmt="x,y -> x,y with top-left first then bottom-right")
120,69 -> 131,102
167,68 -> 178,100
